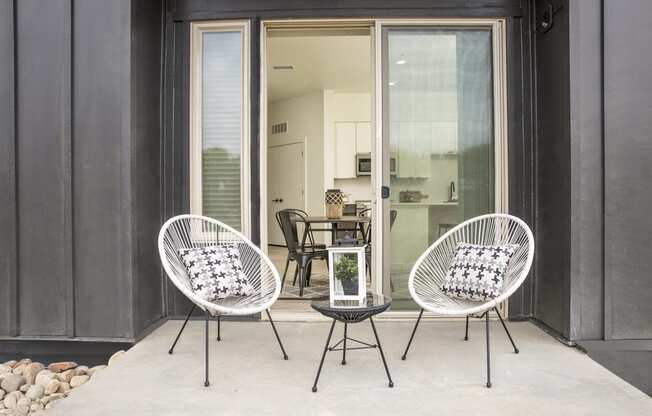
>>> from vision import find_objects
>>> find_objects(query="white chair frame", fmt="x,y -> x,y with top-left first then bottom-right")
400,213 -> 535,388
158,214 -> 288,387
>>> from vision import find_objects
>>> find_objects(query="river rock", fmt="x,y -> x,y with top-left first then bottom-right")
0,375 -> 26,393
23,362 -> 45,385
59,369 -> 75,383
30,401 -> 44,412
42,393 -> 64,405
25,384 -> 44,401
0,366 -> 10,375
70,375 -> 89,388
19,384 -> 29,393
48,361 -> 77,373
15,397 -> 31,415
35,371 -> 56,387
44,379 -> 60,395
2,395 -> 16,410
58,382 -> 71,394
108,350 -> 126,367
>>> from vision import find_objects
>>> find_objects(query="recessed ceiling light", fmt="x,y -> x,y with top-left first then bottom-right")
395,58 -> 407,65
389,81 -> 396,86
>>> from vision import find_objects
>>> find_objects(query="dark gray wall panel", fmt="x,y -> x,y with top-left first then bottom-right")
16,0 -> 72,336
603,0 -> 652,340
568,0 -> 604,341
533,0 -> 571,337
73,0 -> 132,338
131,0 -> 164,335
0,0 -> 17,336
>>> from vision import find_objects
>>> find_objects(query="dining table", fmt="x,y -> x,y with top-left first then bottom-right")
297,215 -> 370,247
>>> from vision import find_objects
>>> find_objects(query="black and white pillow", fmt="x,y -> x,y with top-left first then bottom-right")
441,243 -> 519,302
178,244 -> 255,302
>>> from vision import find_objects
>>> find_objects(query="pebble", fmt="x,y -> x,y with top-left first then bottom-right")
57,382 -> 71,394
70,375 -> 89,388
44,379 -> 60,395
1,362 -> 16,369
23,363 -> 45,385
0,390 -> 4,400
2,395 -> 16,410
42,393 -> 64,405
59,369 -> 75,383
74,365 -> 89,376
19,384 -> 29,393
0,374 -> 26,393
47,361 -> 77,373
35,371 -> 56,388
108,350 -> 126,367
16,397 -> 31,414
0,366 -> 10,375
25,384 -> 44,401
30,402 -> 44,412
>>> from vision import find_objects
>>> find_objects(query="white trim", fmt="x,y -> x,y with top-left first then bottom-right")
259,18 -> 509,320
189,20 -> 251,237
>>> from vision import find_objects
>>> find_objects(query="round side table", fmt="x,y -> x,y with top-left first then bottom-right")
310,294 -> 393,392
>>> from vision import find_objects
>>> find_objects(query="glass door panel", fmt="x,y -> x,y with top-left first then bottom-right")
382,27 -> 496,309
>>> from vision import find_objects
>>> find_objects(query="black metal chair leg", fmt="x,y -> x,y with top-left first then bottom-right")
401,308 -> 424,360
312,319 -> 336,393
370,317 -> 394,388
281,257 -> 290,288
298,264 -> 305,297
342,323 -> 347,365
216,315 -> 221,341
493,307 -> 519,353
485,312 -> 491,388
464,315 -> 469,341
266,310 -> 289,360
204,311 -> 210,387
168,304 -> 196,354
292,264 -> 299,286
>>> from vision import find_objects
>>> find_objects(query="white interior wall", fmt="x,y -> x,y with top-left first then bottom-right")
268,90 -> 325,216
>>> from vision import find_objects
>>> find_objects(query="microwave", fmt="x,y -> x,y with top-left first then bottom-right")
355,153 -> 397,176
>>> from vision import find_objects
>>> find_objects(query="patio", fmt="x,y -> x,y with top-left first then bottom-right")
48,319 -> 651,415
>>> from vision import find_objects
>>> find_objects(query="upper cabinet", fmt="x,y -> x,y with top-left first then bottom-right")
334,121 -> 372,179
392,122 -> 432,178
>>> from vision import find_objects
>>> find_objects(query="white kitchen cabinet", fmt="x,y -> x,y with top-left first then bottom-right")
430,122 -> 458,155
334,122 -> 357,179
394,122 -> 431,178
355,122 -> 372,153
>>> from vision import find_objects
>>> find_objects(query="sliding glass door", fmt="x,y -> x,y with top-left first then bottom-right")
377,21 -> 507,310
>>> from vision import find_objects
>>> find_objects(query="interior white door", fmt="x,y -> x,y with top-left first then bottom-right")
267,142 -> 305,245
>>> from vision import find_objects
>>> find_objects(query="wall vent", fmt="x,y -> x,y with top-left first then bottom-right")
271,122 -> 288,135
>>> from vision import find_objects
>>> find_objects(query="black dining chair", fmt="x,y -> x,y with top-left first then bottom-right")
275,209 -> 328,297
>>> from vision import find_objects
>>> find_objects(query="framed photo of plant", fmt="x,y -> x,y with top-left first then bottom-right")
327,245 -> 367,303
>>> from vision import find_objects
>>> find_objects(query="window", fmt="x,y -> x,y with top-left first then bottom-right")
190,21 -> 250,234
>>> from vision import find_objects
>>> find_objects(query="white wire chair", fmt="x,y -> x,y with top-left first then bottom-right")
158,214 -> 288,387
401,213 -> 534,388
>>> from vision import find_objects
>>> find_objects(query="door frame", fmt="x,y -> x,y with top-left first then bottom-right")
374,18 -> 509,318
259,18 -> 508,319
267,140 -> 307,246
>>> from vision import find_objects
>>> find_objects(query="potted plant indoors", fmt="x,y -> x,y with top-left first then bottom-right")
334,253 -> 359,295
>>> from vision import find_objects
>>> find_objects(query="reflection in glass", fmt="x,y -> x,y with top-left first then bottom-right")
385,28 -> 495,309
201,31 -> 242,230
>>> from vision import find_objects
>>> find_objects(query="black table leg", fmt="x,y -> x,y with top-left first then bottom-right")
312,319 -> 336,393
369,317 -> 394,388
342,323 -> 347,365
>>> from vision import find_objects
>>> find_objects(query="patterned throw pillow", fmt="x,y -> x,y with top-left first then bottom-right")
441,243 -> 519,302
178,244 -> 255,302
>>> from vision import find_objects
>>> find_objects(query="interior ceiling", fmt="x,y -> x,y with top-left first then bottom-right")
266,32 -> 372,102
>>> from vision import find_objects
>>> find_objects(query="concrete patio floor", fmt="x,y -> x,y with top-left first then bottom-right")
50,319 -> 651,415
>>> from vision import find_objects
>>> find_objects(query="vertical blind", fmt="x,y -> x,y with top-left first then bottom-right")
201,31 -> 243,230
